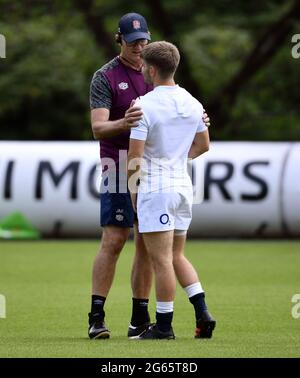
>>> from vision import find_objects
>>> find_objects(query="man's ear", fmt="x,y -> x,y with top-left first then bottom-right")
149,65 -> 156,77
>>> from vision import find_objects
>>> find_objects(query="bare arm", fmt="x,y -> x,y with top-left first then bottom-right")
188,129 -> 210,159
91,103 -> 143,140
127,139 -> 145,211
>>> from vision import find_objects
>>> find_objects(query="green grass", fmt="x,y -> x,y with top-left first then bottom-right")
0,240 -> 300,358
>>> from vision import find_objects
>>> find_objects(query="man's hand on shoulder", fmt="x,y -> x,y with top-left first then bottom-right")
123,104 -> 143,130
202,111 -> 211,128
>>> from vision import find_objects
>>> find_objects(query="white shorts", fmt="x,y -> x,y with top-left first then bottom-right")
137,191 -> 192,233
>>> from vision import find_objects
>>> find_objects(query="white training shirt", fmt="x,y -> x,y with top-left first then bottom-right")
130,85 -> 207,193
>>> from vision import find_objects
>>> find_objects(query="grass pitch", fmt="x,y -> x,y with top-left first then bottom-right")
0,240 -> 299,358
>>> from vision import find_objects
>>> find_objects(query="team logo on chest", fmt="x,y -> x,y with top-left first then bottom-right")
118,82 -> 129,90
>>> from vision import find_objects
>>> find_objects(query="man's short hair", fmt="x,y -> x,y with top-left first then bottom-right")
141,41 -> 180,79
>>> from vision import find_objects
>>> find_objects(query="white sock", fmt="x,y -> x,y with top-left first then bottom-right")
156,301 -> 174,313
184,282 -> 204,298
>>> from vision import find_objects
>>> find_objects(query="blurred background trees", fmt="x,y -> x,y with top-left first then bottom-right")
0,0 -> 299,141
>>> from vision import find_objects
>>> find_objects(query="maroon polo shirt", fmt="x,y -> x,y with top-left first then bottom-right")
90,56 -> 153,169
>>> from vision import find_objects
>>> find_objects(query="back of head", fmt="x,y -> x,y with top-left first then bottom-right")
141,41 -> 180,79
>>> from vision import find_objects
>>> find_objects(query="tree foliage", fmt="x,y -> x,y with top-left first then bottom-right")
0,0 -> 299,141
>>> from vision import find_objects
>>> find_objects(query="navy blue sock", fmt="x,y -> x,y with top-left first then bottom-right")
91,295 -> 106,320
189,292 -> 207,321
131,298 -> 150,327
156,312 -> 173,332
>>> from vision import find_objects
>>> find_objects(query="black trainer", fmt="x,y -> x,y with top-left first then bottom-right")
138,324 -> 175,340
88,313 -> 110,339
195,310 -> 216,339
128,322 -> 152,339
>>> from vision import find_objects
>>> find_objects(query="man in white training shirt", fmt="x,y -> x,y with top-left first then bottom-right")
128,41 -> 216,339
